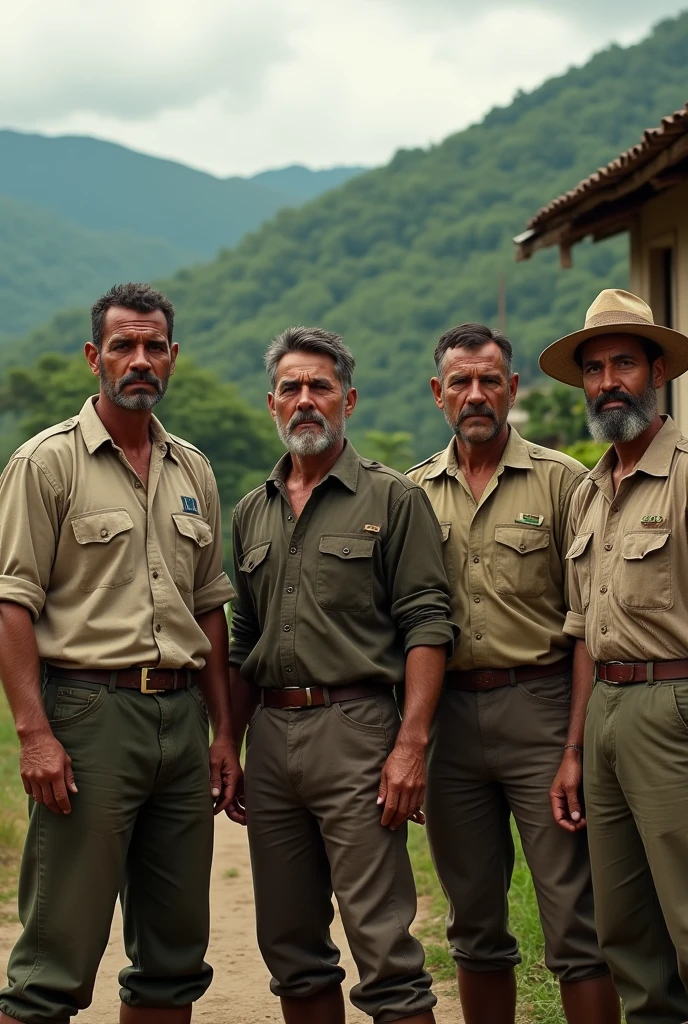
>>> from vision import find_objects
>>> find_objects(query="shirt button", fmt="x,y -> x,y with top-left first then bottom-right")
604,543 -> 612,551
600,625 -> 607,634
152,571 -> 159,579
290,546 -> 297,554
519,543 -> 526,552
283,624 -> 292,632
155,624 -> 162,633
286,586 -> 294,594
600,585 -> 607,594
135,481 -> 142,489
287,515 -> 294,522
473,596 -> 480,603
475,632 -> 482,640
285,667 -> 293,673
100,529 -> 109,538
611,505 -> 619,513
473,556 -> 480,564
342,547 -> 350,555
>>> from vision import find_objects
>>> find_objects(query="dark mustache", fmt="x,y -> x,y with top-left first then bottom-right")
459,404 -> 496,421
117,371 -> 162,393
592,389 -> 634,414
288,410 -> 327,430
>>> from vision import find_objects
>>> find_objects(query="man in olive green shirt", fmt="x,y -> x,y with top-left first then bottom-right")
0,283 -> 240,1024
229,326 -> 456,1024
408,323 -> 618,1024
541,288 -> 688,1024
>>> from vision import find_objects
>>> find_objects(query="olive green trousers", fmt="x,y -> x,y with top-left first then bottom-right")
585,677 -> 688,1024
0,676 -> 214,1024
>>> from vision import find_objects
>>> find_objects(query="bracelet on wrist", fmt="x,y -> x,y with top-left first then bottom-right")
564,743 -> 583,753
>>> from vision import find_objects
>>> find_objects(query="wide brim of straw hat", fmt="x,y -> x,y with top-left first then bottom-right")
539,319 -> 688,388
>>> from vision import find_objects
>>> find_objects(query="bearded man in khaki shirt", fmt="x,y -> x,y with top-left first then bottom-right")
408,323 -> 619,1024
0,283 -> 240,1024
541,288 -> 688,1024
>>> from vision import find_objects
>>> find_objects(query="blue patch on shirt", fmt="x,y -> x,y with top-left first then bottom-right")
181,495 -> 199,515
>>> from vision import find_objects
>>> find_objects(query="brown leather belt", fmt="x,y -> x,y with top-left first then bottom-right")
46,665 -> 195,694
445,656 -> 571,692
596,660 -> 688,685
261,682 -> 387,710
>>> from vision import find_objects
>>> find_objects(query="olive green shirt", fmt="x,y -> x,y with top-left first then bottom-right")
0,396 -> 234,670
229,440 -> 456,688
408,429 -> 587,671
565,415 -> 688,662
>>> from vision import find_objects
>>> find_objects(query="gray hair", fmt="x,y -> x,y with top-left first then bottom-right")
265,326 -> 355,392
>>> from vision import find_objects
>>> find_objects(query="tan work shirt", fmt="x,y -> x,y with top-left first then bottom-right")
408,429 -> 586,671
0,396 -> 234,670
564,416 -> 688,662
229,440 -> 456,688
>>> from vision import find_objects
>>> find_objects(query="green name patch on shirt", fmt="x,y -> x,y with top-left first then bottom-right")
515,513 -> 544,527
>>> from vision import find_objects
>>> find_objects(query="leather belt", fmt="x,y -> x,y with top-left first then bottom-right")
46,665 -> 195,694
446,656 -> 572,692
260,682 -> 387,710
596,660 -> 688,685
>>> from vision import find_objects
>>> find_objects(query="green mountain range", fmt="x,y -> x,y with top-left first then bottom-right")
0,131 -> 363,337
5,12 -> 688,460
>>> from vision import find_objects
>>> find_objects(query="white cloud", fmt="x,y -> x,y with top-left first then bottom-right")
2,0 -> 686,174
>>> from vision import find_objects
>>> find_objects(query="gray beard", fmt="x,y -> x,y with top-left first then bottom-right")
100,369 -> 167,411
276,409 -> 345,456
586,383 -> 658,443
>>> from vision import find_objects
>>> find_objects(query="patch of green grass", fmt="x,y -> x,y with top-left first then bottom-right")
408,822 -> 564,1024
223,867 -> 240,879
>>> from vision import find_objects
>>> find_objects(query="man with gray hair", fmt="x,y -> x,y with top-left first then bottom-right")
228,326 -> 456,1024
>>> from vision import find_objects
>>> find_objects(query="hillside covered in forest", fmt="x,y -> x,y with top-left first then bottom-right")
5,12 -> 688,459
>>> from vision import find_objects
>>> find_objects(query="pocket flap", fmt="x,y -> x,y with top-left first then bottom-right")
440,521 -> 451,542
171,513 -> 213,548
240,541 -> 271,573
494,525 -> 549,555
566,532 -> 593,560
622,530 -> 670,560
319,535 -> 375,560
71,508 -> 134,545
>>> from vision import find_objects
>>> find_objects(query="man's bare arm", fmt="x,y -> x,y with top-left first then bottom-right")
0,601 -> 76,814
195,607 -> 243,823
228,664 -> 260,751
378,643 -> 446,830
550,638 -> 594,832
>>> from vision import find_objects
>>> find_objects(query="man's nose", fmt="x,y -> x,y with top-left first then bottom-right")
600,366 -> 622,392
129,345 -> 153,369
466,379 -> 486,404
296,386 -> 315,409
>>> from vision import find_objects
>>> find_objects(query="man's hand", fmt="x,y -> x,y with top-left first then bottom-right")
20,728 -> 78,815
549,748 -> 585,831
378,740 -> 426,830
209,736 -> 245,825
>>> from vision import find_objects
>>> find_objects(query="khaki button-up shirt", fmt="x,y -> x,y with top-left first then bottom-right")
0,396 -> 234,670
564,416 -> 688,661
229,440 -> 456,688
408,429 -> 586,671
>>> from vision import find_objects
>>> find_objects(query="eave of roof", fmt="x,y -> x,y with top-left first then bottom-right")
514,102 -> 688,264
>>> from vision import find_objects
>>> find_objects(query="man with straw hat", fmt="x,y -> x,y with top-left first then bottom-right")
540,287 -> 688,1024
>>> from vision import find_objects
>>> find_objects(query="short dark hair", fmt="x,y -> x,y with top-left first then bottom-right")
91,283 -> 175,349
265,326 -> 355,392
573,334 -> 663,369
434,323 -> 513,378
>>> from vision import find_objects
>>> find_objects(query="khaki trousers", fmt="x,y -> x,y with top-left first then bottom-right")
425,671 -> 607,981
0,676 -> 214,1024
585,677 -> 688,1024
244,692 -> 436,1023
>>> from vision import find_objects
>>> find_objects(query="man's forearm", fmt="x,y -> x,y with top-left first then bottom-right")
195,607 -> 235,740
229,665 -> 259,748
397,644 -> 446,748
568,638 -> 594,748
0,601 -> 49,739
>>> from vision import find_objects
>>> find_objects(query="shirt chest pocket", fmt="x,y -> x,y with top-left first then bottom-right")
239,541 -> 271,606
316,535 -> 376,613
619,530 -> 672,610
171,513 -> 213,593
70,509 -> 135,592
493,525 -> 550,598
565,532 -> 593,612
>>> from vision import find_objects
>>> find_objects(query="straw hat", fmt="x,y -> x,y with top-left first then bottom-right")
538,288 -> 688,388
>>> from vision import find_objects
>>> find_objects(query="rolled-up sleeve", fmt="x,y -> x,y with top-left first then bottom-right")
383,486 -> 458,653
192,464 -> 235,616
228,505 -> 261,667
563,485 -> 587,640
0,457 -> 61,620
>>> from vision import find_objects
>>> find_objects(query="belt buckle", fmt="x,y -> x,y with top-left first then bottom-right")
605,661 -> 635,684
140,668 -> 162,694
282,686 -> 312,710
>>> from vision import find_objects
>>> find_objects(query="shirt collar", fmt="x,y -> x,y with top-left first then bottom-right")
589,415 -> 681,483
423,425 -> 532,480
77,395 -> 179,462
266,438 -> 360,496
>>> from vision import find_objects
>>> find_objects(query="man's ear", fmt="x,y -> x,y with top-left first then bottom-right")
508,372 -> 519,410
169,342 -> 179,375
344,388 -> 357,418
267,392 -> 277,421
430,377 -> 443,409
652,356 -> 666,391
85,342 -> 100,377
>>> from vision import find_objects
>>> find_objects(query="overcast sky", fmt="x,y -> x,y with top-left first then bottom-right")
3,0 -> 687,177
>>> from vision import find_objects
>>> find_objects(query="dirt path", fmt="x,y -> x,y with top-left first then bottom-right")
0,820 -> 460,1022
